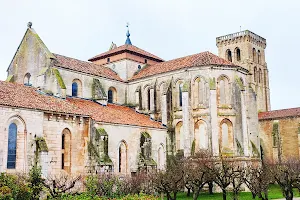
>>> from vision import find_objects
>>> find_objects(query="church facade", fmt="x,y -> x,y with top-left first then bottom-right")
0,23 -> 267,176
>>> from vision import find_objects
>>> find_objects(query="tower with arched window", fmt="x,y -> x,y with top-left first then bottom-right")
216,30 -> 270,112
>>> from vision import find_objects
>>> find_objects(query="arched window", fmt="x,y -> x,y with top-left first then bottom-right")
179,83 -> 183,107
218,76 -> 230,105
7,123 -> 17,169
62,128 -> 71,173
156,83 -> 165,112
198,78 -> 206,105
226,49 -> 232,62
219,119 -> 234,152
193,77 -> 207,107
140,132 -> 151,160
257,50 -> 261,64
175,122 -> 184,150
254,67 -> 257,82
157,145 -> 165,170
72,82 -> 78,97
235,48 -> 241,61
258,68 -> 262,83
108,90 -> 113,103
24,73 -> 31,85
108,87 -> 117,103
252,48 -> 256,62
194,120 -> 208,150
118,141 -> 127,174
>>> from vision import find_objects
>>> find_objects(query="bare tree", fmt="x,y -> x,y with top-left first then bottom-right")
152,156 -> 184,200
208,157 -> 233,200
271,158 -> 300,200
184,150 -> 214,200
231,162 -> 245,200
244,161 -> 272,200
43,173 -> 81,198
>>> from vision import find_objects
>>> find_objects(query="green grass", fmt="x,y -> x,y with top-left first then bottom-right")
165,185 -> 300,200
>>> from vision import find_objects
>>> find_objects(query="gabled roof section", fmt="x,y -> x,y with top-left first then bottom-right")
53,54 -> 123,82
68,98 -> 164,129
129,51 -> 240,81
88,44 -> 164,62
0,81 -> 164,129
7,25 -> 55,72
0,81 -> 82,114
259,107 -> 300,120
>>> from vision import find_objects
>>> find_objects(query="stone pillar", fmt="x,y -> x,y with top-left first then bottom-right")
241,90 -> 249,156
150,88 -> 155,112
209,78 -> 219,156
40,151 -> 48,178
182,87 -> 191,157
161,94 -> 167,126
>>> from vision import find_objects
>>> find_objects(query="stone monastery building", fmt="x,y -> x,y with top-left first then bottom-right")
0,22 -> 298,176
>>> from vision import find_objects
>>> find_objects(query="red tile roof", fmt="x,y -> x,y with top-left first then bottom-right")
67,98 -> 163,129
53,54 -> 123,81
129,51 -> 238,81
88,45 -> 164,62
0,81 -> 82,114
258,107 -> 300,120
0,81 -> 163,129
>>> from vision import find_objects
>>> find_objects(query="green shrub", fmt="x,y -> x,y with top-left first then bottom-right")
28,166 -> 44,199
0,173 -> 31,200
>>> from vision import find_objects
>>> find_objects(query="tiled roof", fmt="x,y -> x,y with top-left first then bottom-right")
129,51 -> 238,81
67,98 -> 164,129
88,44 -> 164,62
53,54 -> 123,81
0,81 -> 82,115
0,81 -> 163,129
258,107 -> 300,120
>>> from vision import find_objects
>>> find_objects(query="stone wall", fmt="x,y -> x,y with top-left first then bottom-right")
259,117 -> 300,162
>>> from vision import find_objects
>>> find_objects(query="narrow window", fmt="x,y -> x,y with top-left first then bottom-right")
179,83 -> 183,107
119,147 -> 122,172
7,123 -> 17,169
147,88 -> 151,110
253,48 -> 256,62
258,50 -> 261,64
62,134 -> 65,149
226,49 -> 232,62
254,67 -> 257,82
107,58 -> 110,62
145,59 -> 147,64
61,153 -> 64,169
219,80 -> 225,104
236,48 -> 241,61
72,82 -> 78,97
258,68 -> 262,83
108,90 -> 113,103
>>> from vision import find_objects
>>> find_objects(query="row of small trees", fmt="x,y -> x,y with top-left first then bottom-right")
152,150 -> 300,200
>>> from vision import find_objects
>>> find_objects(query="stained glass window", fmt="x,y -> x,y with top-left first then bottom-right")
7,123 -> 17,169
72,82 -> 78,97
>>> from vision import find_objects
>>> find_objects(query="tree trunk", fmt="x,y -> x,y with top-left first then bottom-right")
193,189 -> 201,200
208,181 -> 213,194
187,188 -> 191,197
222,189 -> 227,200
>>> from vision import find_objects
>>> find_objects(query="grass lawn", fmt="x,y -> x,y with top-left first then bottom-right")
165,185 -> 300,200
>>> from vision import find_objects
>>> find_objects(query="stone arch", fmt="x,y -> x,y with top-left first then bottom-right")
157,143 -> 165,170
219,119 -> 234,153
194,119 -> 208,151
235,47 -> 241,61
72,79 -> 82,97
6,115 -> 27,170
24,73 -> 31,85
217,75 -> 230,105
140,132 -> 152,159
193,76 -> 208,107
108,86 -> 117,103
175,121 -> 184,150
226,49 -> 232,62
118,140 -> 128,174
62,128 -> 71,173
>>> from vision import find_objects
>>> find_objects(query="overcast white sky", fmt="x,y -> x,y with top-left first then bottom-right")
0,0 -> 299,110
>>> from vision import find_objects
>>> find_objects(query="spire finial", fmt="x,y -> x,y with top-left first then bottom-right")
27,22 -> 32,28
125,22 -> 132,45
